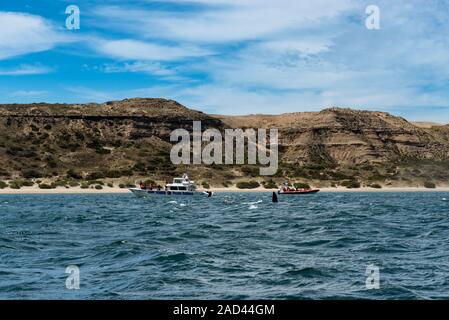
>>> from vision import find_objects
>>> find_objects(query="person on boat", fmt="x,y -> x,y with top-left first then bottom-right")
139,181 -> 145,189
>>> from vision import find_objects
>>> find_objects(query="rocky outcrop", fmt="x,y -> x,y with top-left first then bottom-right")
217,108 -> 449,166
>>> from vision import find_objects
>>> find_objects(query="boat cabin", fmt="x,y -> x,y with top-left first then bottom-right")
165,174 -> 197,192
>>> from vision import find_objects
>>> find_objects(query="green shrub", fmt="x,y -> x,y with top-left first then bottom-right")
0,181 -> 7,189
8,179 -> 33,188
103,170 -> 121,178
424,181 -> 436,189
293,182 -> 311,189
241,166 -> 259,177
202,182 -> 210,189
263,180 -> 277,189
236,181 -> 260,189
107,182 -> 113,188
19,180 -> 34,187
222,181 -> 231,187
9,180 -> 34,188
0,169 -> 11,178
95,148 -> 111,155
341,180 -> 361,189
133,162 -> 146,172
9,182 -> 21,189
67,169 -> 83,180
95,185 -> 103,190
369,183 -> 382,189
120,169 -> 134,177
86,172 -> 106,180
51,180 -> 67,188
38,183 -> 55,189
80,183 -> 89,189
68,181 -> 80,187
22,169 -> 43,179
119,183 -> 126,189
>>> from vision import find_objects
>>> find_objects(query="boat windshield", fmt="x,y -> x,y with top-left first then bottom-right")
173,179 -> 183,183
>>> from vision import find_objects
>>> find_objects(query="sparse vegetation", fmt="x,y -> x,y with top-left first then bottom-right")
202,181 -> 210,189
67,169 -> 83,180
293,182 -> 311,189
236,181 -> 260,189
424,181 -> 436,189
9,181 -> 21,189
7,180 -> 34,188
222,181 -> 232,187
68,181 -> 80,187
22,169 -> 43,179
38,183 -> 55,189
341,180 -> 361,189
262,179 -> 277,189
240,166 -> 259,177
0,181 -> 7,189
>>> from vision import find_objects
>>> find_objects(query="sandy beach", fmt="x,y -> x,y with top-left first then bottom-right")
1,185 -> 449,194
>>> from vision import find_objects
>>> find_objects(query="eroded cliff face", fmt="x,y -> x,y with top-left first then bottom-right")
0,98 -> 224,180
217,108 -> 449,166
0,99 -> 448,186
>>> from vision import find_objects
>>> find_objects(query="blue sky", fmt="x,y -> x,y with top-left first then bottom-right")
1,0 -> 449,121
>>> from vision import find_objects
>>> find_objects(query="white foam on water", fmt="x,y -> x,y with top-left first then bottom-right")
168,200 -> 177,204
244,200 -> 263,205
249,204 -> 258,210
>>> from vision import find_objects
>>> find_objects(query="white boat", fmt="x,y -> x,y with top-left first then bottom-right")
129,174 -> 212,198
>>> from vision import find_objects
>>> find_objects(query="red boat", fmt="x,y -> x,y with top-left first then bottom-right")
278,186 -> 320,195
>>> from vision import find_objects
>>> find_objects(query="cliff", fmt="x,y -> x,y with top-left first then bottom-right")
1,99 -> 449,187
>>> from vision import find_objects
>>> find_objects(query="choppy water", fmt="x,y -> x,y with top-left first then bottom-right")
1,192 -> 449,299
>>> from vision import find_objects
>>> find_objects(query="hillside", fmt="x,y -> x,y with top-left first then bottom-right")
1,99 -> 449,189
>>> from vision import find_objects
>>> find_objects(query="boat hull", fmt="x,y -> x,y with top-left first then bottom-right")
278,189 -> 320,195
129,188 -> 210,198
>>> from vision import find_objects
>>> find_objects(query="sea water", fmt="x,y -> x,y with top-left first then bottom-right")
1,192 -> 449,299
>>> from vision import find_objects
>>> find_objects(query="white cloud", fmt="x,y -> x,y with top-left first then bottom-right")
4,1 -> 449,121
94,39 -> 212,61
94,1 -> 354,43
0,12 -> 69,60
0,64 -> 53,75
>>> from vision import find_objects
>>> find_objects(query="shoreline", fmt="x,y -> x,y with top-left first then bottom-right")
1,186 -> 449,194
